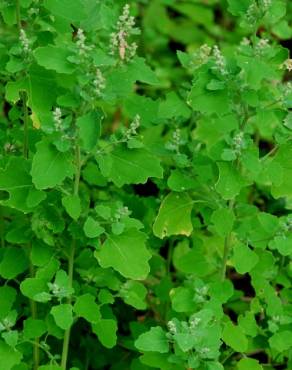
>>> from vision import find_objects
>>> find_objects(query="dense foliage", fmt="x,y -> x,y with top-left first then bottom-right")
1,0 -> 292,369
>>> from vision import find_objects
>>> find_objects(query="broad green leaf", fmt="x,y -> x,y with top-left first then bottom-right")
222,321 -> 248,352
31,139 -> 74,189
167,169 -> 196,192
38,366 -> 63,370
158,92 -> 191,120
120,281 -> 147,310
77,111 -> 103,151
269,330 -> 292,352
0,157 -> 45,212
98,146 -> 163,187
233,242 -> 259,274
170,287 -> 196,312
73,294 -> 101,324
62,195 -> 81,221
153,192 -> 193,238
0,247 -> 29,279
20,278 -> 50,302
95,229 -> 151,280
211,208 -> 235,237
188,70 -> 231,115
23,318 -> 47,339
51,304 -> 73,330
43,0 -> 86,22
135,327 -> 169,354
83,217 -> 104,238
237,358 -> 263,370
227,0 -> 251,15
34,46 -> 75,74
270,143 -> 292,198
92,319 -> 117,349
0,340 -> 22,370
0,286 -> 16,320
215,162 -> 246,200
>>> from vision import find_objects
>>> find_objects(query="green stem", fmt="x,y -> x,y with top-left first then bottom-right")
0,207 -> 4,249
29,262 -> 40,370
61,142 -> 81,370
15,0 -> 21,30
221,199 -> 235,281
20,91 -> 29,159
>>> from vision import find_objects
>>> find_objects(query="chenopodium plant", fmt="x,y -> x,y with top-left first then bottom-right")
0,1 -> 163,369
135,13 -> 292,370
0,1 -> 292,370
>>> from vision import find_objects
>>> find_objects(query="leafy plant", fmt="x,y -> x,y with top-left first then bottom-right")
0,0 -> 292,369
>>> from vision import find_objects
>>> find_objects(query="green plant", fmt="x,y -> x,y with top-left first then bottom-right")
0,1 -> 292,370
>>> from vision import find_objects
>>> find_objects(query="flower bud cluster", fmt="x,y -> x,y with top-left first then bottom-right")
212,45 -> 227,75
92,68 -> 106,97
53,107 -> 62,131
194,285 -> 209,303
125,114 -> 140,140
28,0 -> 39,17
232,132 -> 244,155
167,320 -> 178,335
255,38 -> 270,56
19,28 -> 31,55
76,28 -> 93,57
115,206 -> 130,220
282,59 -> 292,72
262,0 -> 271,11
246,2 -> 260,25
110,4 -> 137,62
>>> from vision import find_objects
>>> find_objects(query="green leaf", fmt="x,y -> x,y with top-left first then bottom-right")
34,46 -> 75,74
222,321 -> 248,352
20,278 -> 50,302
98,146 -> 163,187
95,229 -> 151,280
227,0 -> 252,15
92,319 -> 117,349
269,330 -> 292,352
51,304 -> 73,330
74,294 -> 101,324
237,358 -> 263,370
135,327 -> 169,354
153,192 -> 193,238
62,195 -> 81,221
77,111 -> 103,151
0,340 -> 22,370
120,281 -> 147,310
233,242 -> 259,274
0,247 -> 29,279
31,139 -> 74,189
211,208 -> 235,237
170,287 -> 196,312
0,157 -> 44,213
23,318 -> 47,339
215,162 -> 246,200
43,0 -> 86,22
270,143 -> 292,198
158,92 -> 191,120
0,286 -> 16,320
83,217 -> 104,238
188,70 -> 231,115
167,169 -> 196,192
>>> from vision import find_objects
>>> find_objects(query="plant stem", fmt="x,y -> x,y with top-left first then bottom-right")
29,261 -> 40,370
15,0 -> 21,30
61,142 -> 81,370
221,199 -> 235,281
20,91 -> 29,159
20,87 -> 38,368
